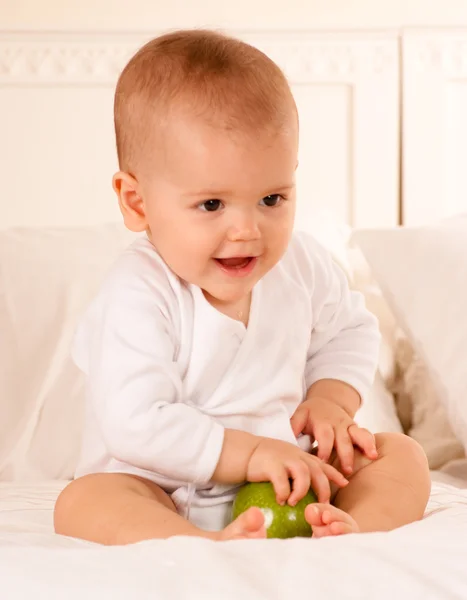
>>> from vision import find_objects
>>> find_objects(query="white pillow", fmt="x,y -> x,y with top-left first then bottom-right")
0,220 -> 400,482
353,215 -> 467,455
0,224 -> 139,481
390,333 -> 464,470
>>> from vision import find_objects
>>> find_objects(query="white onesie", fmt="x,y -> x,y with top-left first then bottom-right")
72,230 -> 380,531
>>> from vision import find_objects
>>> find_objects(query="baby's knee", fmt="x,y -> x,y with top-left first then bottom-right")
54,472 -> 176,539
54,475 -> 91,536
376,432 -> 426,461
375,432 -> 430,482
54,473 -> 135,536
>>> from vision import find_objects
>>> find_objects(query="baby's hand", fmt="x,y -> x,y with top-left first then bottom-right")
246,438 -> 348,506
305,503 -> 359,537
290,396 -> 378,475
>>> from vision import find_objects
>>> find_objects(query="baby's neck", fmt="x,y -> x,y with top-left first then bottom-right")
203,290 -> 252,327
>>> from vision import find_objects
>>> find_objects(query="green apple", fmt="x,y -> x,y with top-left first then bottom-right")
231,481 -> 318,539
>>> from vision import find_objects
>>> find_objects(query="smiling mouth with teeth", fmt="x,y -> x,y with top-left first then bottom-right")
215,257 -> 253,269
214,256 -> 258,276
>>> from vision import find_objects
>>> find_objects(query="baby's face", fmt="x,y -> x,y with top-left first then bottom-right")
140,114 -> 298,307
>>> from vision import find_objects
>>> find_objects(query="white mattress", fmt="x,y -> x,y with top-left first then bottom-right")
1,476 -> 467,599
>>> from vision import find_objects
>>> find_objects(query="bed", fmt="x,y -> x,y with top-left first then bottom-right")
0,477 -> 467,599
2,29 -> 467,599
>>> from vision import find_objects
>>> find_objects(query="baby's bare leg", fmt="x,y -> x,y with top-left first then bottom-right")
331,432 -> 430,532
54,473 -> 266,545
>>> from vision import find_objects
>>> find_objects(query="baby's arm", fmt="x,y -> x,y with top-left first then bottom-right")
292,235 -> 381,468
81,298 -> 224,485
213,430 -> 348,505
303,238 -> 381,407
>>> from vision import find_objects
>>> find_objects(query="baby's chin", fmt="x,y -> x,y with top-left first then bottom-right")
174,251 -> 282,301
201,281 -> 256,305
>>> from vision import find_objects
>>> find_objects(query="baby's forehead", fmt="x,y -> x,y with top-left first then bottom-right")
152,106 -> 297,159
138,114 -> 297,197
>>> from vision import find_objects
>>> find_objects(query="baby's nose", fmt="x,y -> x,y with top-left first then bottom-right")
227,213 -> 261,241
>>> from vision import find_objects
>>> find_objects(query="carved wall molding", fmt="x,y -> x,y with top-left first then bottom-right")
0,31 -> 398,85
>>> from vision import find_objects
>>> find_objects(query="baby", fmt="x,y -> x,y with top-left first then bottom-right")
54,29 -> 430,544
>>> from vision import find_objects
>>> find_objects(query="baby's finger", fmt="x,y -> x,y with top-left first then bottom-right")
313,423 -> 334,462
348,424 -> 378,460
268,466 -> 291,505
287,460 -> 311,506
290,405 -> 309,437
321,462 -> 349,489
305,457 -> 333,503
335,427 -> 354,474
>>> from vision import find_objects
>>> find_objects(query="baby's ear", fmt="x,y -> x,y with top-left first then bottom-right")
112,171 -> 147,232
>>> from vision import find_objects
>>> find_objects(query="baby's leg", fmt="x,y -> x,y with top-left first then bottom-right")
54,473 -> 266,545
308,432 -> 431,534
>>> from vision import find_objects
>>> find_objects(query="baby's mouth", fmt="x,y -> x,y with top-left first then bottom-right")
215,257 -> 253,269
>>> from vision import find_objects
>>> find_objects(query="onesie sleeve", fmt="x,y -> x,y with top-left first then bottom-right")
72,258 -> 224,484
301,234 -> 381,404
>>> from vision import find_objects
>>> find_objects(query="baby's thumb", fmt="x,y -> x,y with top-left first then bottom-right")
290,405 -> 309,437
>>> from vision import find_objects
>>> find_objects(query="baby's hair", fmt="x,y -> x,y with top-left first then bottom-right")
114,29 -> 297,174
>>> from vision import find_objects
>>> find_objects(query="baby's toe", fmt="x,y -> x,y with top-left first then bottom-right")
305,504 -> 359,537
304,503 -> 328,527
220,507 -> 266,541
242,506 -> 266,533
329,521 -> 354,536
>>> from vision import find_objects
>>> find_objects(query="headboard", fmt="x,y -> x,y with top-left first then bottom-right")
0,30 -> 400,231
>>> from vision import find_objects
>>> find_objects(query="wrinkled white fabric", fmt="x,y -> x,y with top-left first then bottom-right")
1,479 -> 467,600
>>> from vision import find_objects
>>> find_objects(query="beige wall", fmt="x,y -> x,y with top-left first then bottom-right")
3,0 -> 467,30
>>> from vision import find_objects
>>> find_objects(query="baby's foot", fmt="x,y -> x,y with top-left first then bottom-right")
217,507 -> 267,541
305,503 -> 360,537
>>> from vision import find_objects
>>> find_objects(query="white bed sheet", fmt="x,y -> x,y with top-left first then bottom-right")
1,476 -> 467,599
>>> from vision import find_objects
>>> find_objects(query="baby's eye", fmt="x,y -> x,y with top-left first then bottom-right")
199,199 -> 223,212
260,194 -> 283,207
